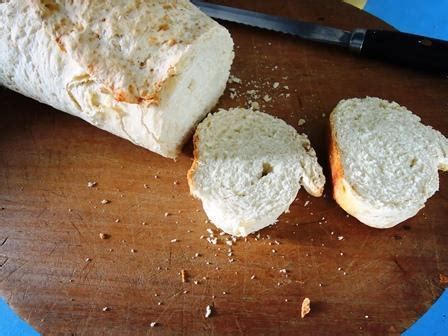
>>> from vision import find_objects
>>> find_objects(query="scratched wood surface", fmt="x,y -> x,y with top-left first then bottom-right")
1,1 -> 447,335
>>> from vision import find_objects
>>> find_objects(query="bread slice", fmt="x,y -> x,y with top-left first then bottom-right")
0,1 -> 234,158
330,97 -> 448,228
188,108 -> 325,237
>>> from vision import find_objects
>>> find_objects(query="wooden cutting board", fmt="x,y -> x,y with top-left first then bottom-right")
1,1 -> 447,335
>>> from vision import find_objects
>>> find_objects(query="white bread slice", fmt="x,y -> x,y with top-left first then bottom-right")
188,108 -> 326,237
330,97 -> 448,228
0,1 -> 234,158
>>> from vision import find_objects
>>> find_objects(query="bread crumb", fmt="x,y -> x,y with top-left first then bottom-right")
85,258 -> 91,262
205,305 -> 213,318
250,101 -> 260,110
150,322 -> 158,328
102,306 -> 110,312
180,270 -> 188,282
273,82 -> 279,89
301,298 -> 311,318
99,233 -> 110,240
228,75 -> 242,84
170,239 -> 178,243
250,275 -> 256,280
87,181 -> 97,188
298,119 -> 306,126
338,236 -> 344,241
283,85 -> 289,90
100,199 -> 110,205
131,249 -> 136,253
263,94 -> 272,102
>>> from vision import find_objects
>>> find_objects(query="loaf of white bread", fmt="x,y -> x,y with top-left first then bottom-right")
0,1 -> 234,158
188,108 -> 325,237
330,97 -> 448,228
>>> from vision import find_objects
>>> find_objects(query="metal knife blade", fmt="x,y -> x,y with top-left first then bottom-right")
192,0 -> 352,47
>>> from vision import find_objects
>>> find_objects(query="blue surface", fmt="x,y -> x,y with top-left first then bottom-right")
365,0 -> 448,40
403,290 -> 448,336
0,1 -> 447,335
0,299 -> 39,336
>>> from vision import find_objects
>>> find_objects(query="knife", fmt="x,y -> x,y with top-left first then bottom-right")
192,1 -> 448,74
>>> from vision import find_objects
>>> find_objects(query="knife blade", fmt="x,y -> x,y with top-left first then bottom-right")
192,1 -> 448,74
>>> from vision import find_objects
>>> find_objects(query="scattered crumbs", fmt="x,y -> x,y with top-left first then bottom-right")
364,315 -> 369,319
272,249 -> 277,253
85,258 -> 91,262
273,82 -> 280,89
157,302 -> 163,306
279,269 -> 287,274
285,299 -> 289,302
206,228 -> 214,235
250,275 -> 256,280
181,270 -> 188,282
284,85 -> 289,90
183,290 -> 189,294
263,94 -> 272,102
225,240 -> 233,246
143,183 -> 149,189
285,93 -> 291,98
193,280 -> 199,285
343,272 -> 347,275
99,233 -> 110,240
195,253 -> 201,258
115,218 -> 120,223
337,267 -> 342,271
87,181 -> 97,188
154,293 -> 158,297
318,283 -> 323,287
222,291 -> 227,295
68,208 -> 72,212
338,236 -> 344,241
298,119 -> 306,126
150,322 -> 158,328
205,305 -> 213,318
164,212 -> 170,217
274,240 -> 280,245
171,239 -> 178,243
200,235 -> 205,239
207,237 -> 218,245
228,258 -> 234,263
301,298 -> 311,318
331,231 -> 334,235
100,199 -> 110,205
173,180 -> 179,185
102,306 -> 110,312
131,249 -> 136,253
304,200 -> 310,207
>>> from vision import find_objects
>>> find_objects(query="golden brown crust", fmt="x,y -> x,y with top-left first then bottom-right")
186,130 -> 200,197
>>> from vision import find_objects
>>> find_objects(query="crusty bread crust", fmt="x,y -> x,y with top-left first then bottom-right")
187,130 -> 200,197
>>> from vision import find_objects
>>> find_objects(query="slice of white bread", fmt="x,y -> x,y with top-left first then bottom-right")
188,108 -> 326,237
0,1 -> 234,158
330,97 -> 448,228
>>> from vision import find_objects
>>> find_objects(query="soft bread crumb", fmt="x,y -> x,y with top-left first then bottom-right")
301,298 -> 311,318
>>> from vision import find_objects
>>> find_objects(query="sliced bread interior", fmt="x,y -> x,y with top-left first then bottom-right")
188,108 -> 325,237
330,97 -> 447,228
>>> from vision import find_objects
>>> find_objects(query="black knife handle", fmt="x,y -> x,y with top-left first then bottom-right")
355,30 -> 448,74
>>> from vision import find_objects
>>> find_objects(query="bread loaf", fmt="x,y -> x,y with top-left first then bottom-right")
0,1 -> 234,158
330,97 -> 448,228
188,108 -> 326,237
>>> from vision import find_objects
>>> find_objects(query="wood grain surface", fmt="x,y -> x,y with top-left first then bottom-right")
1,1 -> 447,335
